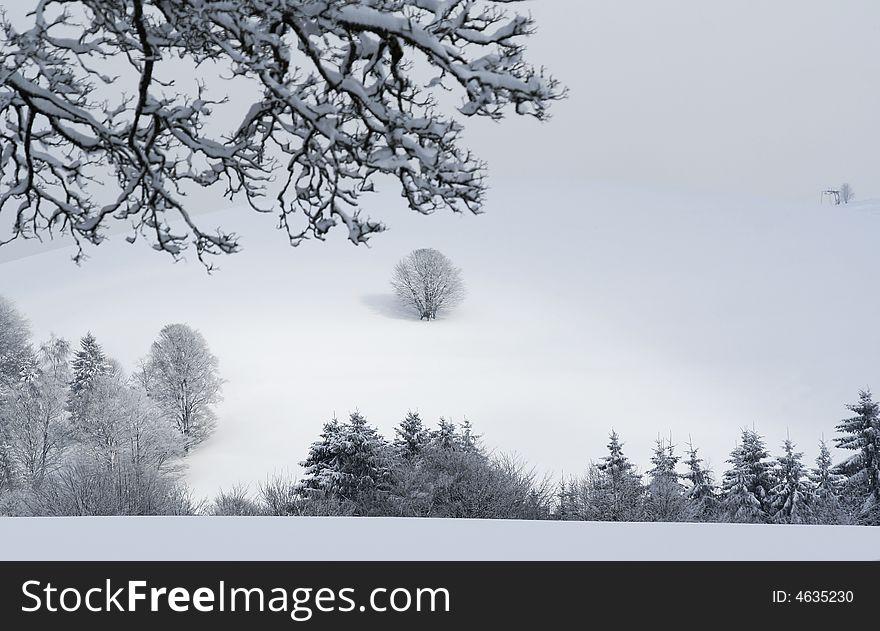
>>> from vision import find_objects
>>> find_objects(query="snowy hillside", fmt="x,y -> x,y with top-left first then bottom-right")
3,180 -> 880,500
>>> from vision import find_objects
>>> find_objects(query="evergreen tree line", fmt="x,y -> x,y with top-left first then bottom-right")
558,410 -> 877,526
0,297 -> 222,516
210,398 -> 879,526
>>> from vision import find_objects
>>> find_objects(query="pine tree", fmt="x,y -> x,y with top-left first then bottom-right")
644,437 -> 687,521
66,333 -> 112,432
720,429 -> 773,522
741,429 -> 775,513
770,438 -> 811,524
720,429 -> 773,523
810,439 -> 847,524
432,418 -> 459,450
393,411 -> 428,461
459,418 -> 481,453
682,440 -> 718,521
556,478 -> 573,520
721,462 -> 764,523
834,389 -> 880,523
299,412 -> 393,514
594,430 -> 644,521
69,333 -> 109,397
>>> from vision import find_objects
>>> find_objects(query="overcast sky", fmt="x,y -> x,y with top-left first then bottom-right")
465,0 -> 880,200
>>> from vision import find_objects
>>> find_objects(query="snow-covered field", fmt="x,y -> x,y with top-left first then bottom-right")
0,517 -> 876,560
2,180 -> 880,500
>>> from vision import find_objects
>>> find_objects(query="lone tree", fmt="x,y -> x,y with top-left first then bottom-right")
391,248 -> 464,320
140,324 -> 222,453
0,1 -> 563,266
840,183 -> 854,204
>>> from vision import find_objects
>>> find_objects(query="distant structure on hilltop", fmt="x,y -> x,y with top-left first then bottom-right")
822,183 -> 854,206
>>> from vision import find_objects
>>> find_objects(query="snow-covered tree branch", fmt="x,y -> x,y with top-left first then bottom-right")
0,1 -> 563,266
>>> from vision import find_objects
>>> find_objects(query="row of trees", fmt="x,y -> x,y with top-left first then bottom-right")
559,428 -> 859,525
0,296 -> 222,516
556,390 -> 880,525
207,396 -> 878,525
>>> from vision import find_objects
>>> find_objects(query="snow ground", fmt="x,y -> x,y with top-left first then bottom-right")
0,517 -> 877,561
2,180 -> 880,501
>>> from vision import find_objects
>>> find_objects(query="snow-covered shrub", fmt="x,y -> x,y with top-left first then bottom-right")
210,485 -> 264,517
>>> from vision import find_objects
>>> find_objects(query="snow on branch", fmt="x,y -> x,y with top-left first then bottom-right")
0,0 -> 564,266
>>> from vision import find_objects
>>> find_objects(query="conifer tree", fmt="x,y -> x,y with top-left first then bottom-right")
594,430 -> 644,521
299,412 -> 393,514
68,333 -> 110,397
682,440 -> 718,521
834,389 -> 880,523
432,418 -> 460,451
459,419 -> 481,453
720,429 -> 773,522
556,478 -> 573,520
770,438 -> 811,524
393,411 -> 428,461
721,462 -> 764,523
644,437 -> 687,521
720,430 -> 773,523
810,439 -> 847,524
66,333 -> 113,433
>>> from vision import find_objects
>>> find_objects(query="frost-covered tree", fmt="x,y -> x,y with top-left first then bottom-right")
393,411 -> 428,461
68,333 -> 110,399
140,324 -> 222,453
840,182 -> 854,204
118,384 -> 184,475
431,418 -> 460,450
682,440 -> 718,521
591,430 -> 644,521
1,336 -> 71,486
69,364 -> 128,469
770,438 -> 812,524
391,248 -> 465,320
299,411 -> 393,514
0,439 -> 14,494
644,437 -> 687,522
556,478 -> 574,520
0,1 -> 563,265
834,389 -> 880,523
720,462 -> 764,524
810,439 -> 847,525
0,296 -> 33,386
720,430 -> 774,523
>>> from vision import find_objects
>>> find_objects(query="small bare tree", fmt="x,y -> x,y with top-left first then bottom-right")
840,183 -> 854,204
391,249 -> 464,320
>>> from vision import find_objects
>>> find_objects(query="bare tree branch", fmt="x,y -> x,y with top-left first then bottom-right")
0,1 -> 564,267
